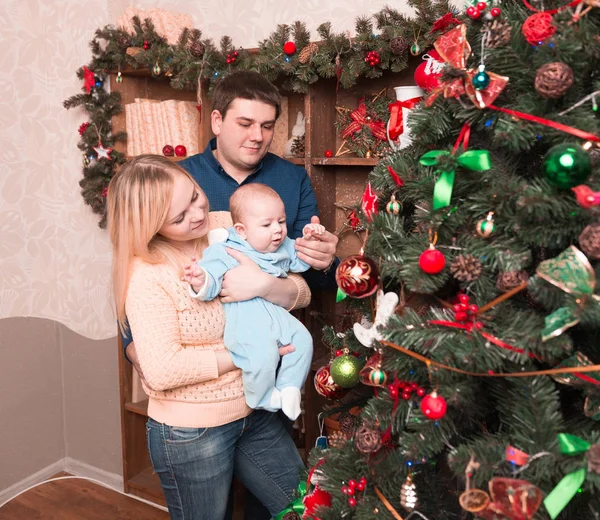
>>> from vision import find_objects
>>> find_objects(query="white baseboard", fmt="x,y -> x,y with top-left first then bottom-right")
0,457 -> 123,508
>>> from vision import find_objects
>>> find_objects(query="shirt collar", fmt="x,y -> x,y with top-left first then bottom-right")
202,138 -> 265,181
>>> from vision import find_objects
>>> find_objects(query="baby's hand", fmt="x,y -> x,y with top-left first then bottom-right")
182,257 -> 206,293
302,222 -> 326,240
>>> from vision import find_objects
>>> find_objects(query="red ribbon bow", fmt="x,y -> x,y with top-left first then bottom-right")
341,98 -> 388,141
387,97 -> 423,141
83,66 -> 96,94
426,25 -> 508,109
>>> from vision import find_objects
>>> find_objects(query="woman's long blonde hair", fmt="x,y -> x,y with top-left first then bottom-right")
106,155 -> 207,333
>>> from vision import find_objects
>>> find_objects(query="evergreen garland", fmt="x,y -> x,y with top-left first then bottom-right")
63,0 -> 452,227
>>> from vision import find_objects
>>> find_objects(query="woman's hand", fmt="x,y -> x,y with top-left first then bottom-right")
220,249 -> 271,303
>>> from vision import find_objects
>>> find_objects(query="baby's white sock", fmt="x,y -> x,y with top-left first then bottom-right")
280,387 -> 301,420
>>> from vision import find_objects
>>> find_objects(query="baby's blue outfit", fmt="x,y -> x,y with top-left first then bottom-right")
192,227 -> 313,412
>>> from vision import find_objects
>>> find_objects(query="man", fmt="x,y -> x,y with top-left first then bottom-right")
124,70 -> 338,519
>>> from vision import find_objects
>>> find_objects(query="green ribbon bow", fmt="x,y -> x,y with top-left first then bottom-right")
419,149 -> 491,211
536,246 -> 600,341
544,433 -> 591,519
275,481 -> 307,519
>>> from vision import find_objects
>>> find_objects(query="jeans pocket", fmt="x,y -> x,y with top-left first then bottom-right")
166,425 -> 209,445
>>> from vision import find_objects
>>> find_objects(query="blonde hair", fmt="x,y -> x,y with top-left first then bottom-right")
229,183 -> 282,224
106,155 -> 207,333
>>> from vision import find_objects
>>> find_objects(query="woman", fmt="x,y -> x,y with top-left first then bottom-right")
107,155 -> 307,520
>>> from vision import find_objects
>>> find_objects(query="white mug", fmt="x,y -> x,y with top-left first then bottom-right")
387,85 -> 425,151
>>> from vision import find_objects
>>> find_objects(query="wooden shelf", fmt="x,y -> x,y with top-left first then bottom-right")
128,467 -> 166,506
125,155 -> 184,162
124,400 -> 149,416
311,157 -> 379,166
287,157 -> 305,165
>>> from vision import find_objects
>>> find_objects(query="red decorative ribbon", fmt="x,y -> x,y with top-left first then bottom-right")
453,121 -> 470,154
426,25 -> 508,109
522,0 -> 582,13
488,105 -> 600,143
429,12 -> 461,33
83,66 -> 95,94
387,165 -> 404,187
341,98 -> 388,141
573,372 -> 600,385
388,97 -> 423,141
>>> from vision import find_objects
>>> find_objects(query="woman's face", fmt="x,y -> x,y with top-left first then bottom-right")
158,173 -> 209,244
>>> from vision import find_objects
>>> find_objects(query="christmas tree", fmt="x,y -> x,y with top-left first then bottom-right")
299,1 -> 600,519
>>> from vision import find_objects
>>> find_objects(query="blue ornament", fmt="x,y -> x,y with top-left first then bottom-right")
213,71 -> 219,77
472,66 -> 490,90
284,56 -> 291,62
95,80 -> 103,87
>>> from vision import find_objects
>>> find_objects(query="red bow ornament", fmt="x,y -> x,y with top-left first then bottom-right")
425,25 -> 509,109
572,184 -> 600,209
341,98 -> 388,141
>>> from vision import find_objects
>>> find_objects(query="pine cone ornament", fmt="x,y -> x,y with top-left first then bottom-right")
189,40 -> 206,58
290,135 -> 305,158
587,444 -> 600,474
579,223 -> 600,259
450,254 -> 482,283
485,19 -> 512,48
390,36 -> 410,56
496,270 -> 529,292
535,62 -> 574,99
339,412 -> 357,436
328,430 -> 350,449
354,424 -> 382,454
298,42 -> 319,64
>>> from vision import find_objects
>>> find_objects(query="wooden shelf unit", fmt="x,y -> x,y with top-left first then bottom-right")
112,61 -> 417,507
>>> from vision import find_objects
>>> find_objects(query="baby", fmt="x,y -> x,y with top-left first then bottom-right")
183,183 -> 325,420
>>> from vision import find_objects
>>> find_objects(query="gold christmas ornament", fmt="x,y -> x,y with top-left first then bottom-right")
476,212 -> 496,238
386,194 -> 402,215
400,474 -> 418,510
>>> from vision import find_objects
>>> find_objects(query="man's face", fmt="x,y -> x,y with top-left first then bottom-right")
211,98 -> 277,174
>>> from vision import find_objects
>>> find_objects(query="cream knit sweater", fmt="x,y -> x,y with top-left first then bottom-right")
126,211 -> 312,428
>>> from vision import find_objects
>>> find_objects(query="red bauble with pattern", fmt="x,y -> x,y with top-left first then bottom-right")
283,41 -> 297,55
420,391 -> 447,420
303,485 -> 332,519
162,145 -> 175,157
413,49 -> 443,91
335,255 -> 380,298
419,246 -> 446,274
174,145 -> 187,157
314,365 -> 347,400
522,12 -> 555,45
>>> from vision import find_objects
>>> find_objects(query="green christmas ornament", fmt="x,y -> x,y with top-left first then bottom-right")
543,143 -> 591,188
410,42 -> 421,56
369,368 -> 387,386
476,211 -> 496,238
386,194 -> 402,215
472,65 -> 490,90
330,354 -> 363,388
153,62 -> 161,75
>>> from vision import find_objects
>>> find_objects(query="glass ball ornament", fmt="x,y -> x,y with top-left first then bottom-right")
476,212 -> 496,238
543,143 -> 591,188
330,354 -> 363,388
419,245 -> 446,275
162,145 -> 175,157
314,365 -> 348,399
335,255 -> 380,298
369,368 -> 387,386
420,391 -> 447,419
472,65 -> 490,90
410,42 -> 421,56
386,195 -> 402,215
175,145 -> 187,157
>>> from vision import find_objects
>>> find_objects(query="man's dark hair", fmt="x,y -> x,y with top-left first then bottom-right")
211,71 -> 281,119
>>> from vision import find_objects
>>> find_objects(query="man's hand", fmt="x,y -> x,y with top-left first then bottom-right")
220,248 -> 271,303
295,216 -> 338,270
182,257 -> 206,294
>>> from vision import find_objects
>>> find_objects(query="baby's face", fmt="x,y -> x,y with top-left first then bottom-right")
241,196 -> 287,253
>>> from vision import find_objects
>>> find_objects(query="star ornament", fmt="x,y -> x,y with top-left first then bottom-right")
93,143 -> 113,160
429,12 -> 461,33
361,182 -> 378,222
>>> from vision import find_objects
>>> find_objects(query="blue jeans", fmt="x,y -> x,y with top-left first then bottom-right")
146,410 -> 304,520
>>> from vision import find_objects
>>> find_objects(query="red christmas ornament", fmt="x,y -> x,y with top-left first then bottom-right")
174,145 -> 187,157
476,2 -> 487,11
490,7 -> 502,17
413,49 -> 444,91
348,497 -> 357,507
102,187 -> 108,197
335,255 -> 379,299
419,245 -> 446,275
303,486 -> 332,519
324,149 -> 333,158
365,50 -> 381,67
83,66 -> 95,94
143,40 -> 150,50
283,41 -> 297,55
466,6 -> 482,19
420,391 -> 447,419
314,365 -> 347,400
361,182 -> 378,222
522,12 -> 555,45
162,145 -> 174,157
78,122 -> 91,136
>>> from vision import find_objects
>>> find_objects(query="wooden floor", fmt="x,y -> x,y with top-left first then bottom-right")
0,474 -> 169,520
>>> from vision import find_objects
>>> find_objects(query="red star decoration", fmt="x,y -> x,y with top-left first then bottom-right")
429,12 -> 461,33
340,98 -> 388,141
361,182 -> 378,222
83,66 -> 95,94
93,142 -> 113,160
387,165 -> 404,187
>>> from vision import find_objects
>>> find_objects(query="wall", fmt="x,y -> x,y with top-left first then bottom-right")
0,0 -> 414,494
